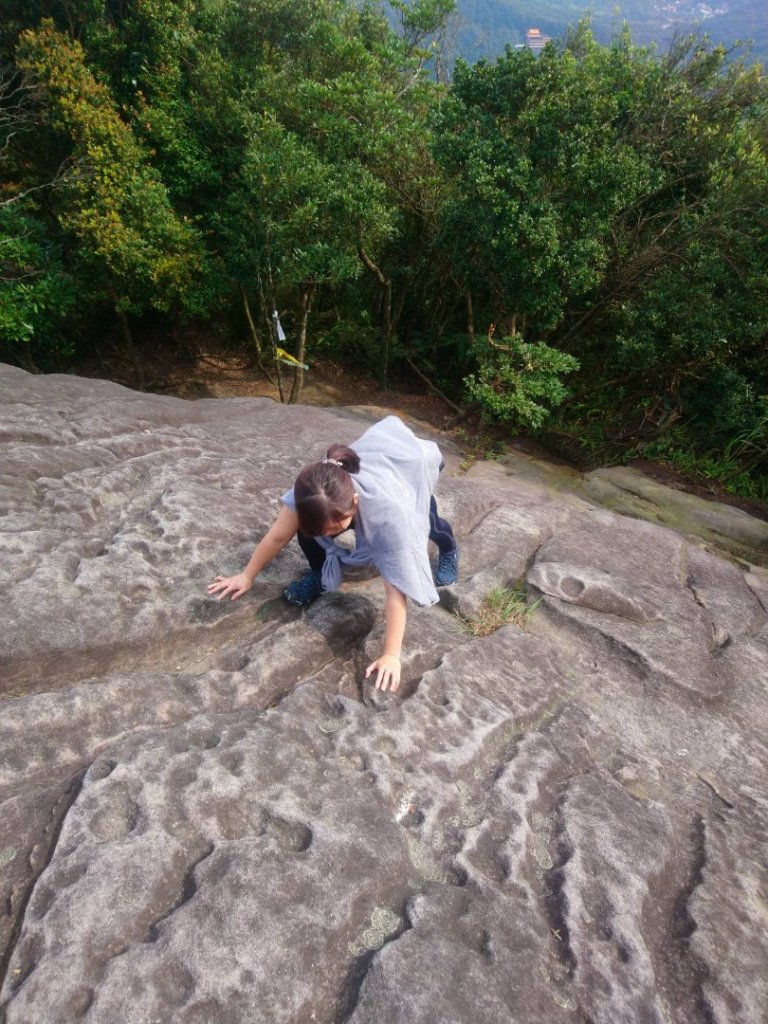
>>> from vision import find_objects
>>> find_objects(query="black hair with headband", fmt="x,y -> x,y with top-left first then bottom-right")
293,444 -> 360,537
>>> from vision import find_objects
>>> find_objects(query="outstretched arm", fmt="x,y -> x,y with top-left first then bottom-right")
365,579 -> 407,691
208,504 -> 299,601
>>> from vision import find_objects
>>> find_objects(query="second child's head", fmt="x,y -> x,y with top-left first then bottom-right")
294,444 -> 360,537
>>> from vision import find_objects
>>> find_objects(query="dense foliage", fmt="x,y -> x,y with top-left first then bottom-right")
435,25 -> 768,491
1,2 -> 766,492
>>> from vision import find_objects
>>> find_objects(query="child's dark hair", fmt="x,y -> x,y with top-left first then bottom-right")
294,444 -> 361,537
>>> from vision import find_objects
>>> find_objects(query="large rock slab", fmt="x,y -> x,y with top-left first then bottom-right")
1,364 -> 767,1024
583,464 -> 768,566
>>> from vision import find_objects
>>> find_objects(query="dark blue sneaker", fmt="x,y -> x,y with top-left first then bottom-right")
435,547 -> 459,587
284,569 -> 325,607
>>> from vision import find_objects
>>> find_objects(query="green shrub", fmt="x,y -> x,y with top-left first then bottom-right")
465,337 -> 579,429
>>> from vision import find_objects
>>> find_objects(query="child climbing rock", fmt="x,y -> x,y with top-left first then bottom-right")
208,416 -> 459,692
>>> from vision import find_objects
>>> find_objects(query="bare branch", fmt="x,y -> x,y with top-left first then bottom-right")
0,159 -> 73,208
0,267 -> 45,282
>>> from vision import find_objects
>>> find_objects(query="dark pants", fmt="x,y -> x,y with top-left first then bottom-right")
297,496 -> 456,574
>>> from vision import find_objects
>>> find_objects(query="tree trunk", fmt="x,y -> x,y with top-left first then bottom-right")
466,292 -> 476,354
288,284 -> 315,404
359,248 -> 393,387
14,347 -> 40,373
257,270 -> 285,403
116,306 -> 145,390
382,277 -> 392,387
241,285 -> 276,386
405,356 -> 462,414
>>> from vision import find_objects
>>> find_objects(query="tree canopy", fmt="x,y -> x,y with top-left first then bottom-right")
1,2 -> 766,492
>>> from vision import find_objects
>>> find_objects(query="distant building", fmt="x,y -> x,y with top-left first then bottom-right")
525,28 -> 550,52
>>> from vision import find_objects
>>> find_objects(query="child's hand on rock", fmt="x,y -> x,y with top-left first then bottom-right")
366,653 -> 401,692
208,573 -> 253,601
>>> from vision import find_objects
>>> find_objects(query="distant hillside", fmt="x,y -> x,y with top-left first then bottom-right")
451,0 -> 768,64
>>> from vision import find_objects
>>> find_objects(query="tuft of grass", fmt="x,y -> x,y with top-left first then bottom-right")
460,583 -> 542,637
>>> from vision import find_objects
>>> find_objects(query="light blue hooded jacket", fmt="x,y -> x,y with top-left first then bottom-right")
281,416 -> 442,606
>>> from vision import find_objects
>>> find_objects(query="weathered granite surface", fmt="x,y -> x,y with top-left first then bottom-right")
582,466 -> 768,566
1,363 -> 767,1024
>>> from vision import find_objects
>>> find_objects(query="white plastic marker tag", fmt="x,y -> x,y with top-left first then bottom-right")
271,310 -> 286,342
